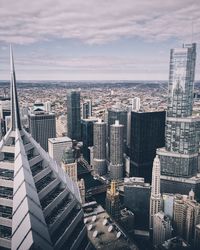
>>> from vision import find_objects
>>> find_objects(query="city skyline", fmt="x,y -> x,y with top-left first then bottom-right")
0,0 -> 200,81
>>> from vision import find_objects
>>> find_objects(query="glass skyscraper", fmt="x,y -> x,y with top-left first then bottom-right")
157,43 -> 200,199
67,90 -> 81,141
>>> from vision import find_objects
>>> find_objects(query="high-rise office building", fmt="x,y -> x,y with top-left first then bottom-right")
153,212 -> 172,246
48,136 -> 72,165
130,111 -> 165,182
131,97 -> 140,111
157,43 -> 200,199
82,99 -> 92,119
105,181 -> 120,220
173,192 -> 200,244
67,90 -> 81,141
109,120 -> 124,179
108,103 -> 127,147
0,47 -> 89,250
29,110 -> 56,151
93,119 -> 107,175
81,117 -> 97,163
61,147 -> 77,182
124,177 -> 151,228
150,156 -> 162,229
44,101 -> 52,112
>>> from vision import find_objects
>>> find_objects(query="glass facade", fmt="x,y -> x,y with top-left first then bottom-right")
159,43 -> 200,179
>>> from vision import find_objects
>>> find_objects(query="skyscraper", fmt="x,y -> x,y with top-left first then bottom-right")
61,147 -> 77,182
173,192 -> 200,244
105,180 -> 120,220
130,111 -> 165,182
81,117 -> 97,163
109,120 -> 124,179
93,119 -> 107,175
153,212 -> 172,246
48,136 -> 72,165
0,47 -> 89,250
82,99 -> 92,119
157,43 -> 200,199
149,156 -> 162,229
131,97 -> 140,111
108,103 -> 127,148
29,110 -> 56,151
67,90 -> 81,141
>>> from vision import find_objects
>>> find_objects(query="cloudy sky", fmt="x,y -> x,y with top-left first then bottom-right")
0,0 -> 200,81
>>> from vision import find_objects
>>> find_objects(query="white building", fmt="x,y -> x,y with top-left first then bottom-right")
48,136 -> 72,165
131,97 -> 140,111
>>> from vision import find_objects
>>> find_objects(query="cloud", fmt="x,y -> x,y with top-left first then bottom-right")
0,0 -> 199,45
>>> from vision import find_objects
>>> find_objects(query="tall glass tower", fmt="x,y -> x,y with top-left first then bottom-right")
157,43 -> 200,199
67,91 -> 81,141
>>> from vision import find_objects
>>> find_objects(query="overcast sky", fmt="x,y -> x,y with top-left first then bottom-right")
0,0 -> 199,81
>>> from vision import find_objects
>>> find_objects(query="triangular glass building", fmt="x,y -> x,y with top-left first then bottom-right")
0,47 -> 89,250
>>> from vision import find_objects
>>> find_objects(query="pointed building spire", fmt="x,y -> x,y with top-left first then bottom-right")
10,45 -> 22,130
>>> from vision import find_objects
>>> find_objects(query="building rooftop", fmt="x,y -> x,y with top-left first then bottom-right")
48,136 -> 72,144
83,201 -> 138,250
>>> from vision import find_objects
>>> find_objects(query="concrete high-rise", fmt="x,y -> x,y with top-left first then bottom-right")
131,97 -> 140,111
149,156 -> 162,229
48,136 -> 72,165
93,119 -> 107,175
109,120 -> 124,179
28,109 -> 56,152
157,43 -> 200,199
82,99 -> 92,119
0,47 -> 89,250
153,212 -> 172,246
67,90 -> 81,141
130,111 -> 165,182
61,147 -> 77,182
108,103 -> 127,148
173,192 -> 200,244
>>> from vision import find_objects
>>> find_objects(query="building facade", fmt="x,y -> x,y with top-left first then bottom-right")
67,90 -> 81,141
81,117 -> 97,163
109,120 -> 124,179
130,111 -> 165,182
150,156 -> 162,229
93,119 -> 107,175
157,43 -> 200,199
48,136 -> 72,165
29,111 -> 56,151
153,212 -> 172,246
82,99 -> 92,119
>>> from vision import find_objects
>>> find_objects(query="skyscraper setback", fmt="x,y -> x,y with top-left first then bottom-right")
157,43 -> 200,199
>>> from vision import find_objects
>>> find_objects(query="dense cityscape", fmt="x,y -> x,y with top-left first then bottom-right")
1,1 -> 200,250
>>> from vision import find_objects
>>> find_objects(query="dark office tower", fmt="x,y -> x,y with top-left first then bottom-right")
82,99 -> 92,119
93,119 -> 107,175
108,103 -> 127,147
28,111 -> 56,151
110,120 -> 124,179
81,117 -> 97,163
130,111 -> 165,182
67,90 -> 81,141
0,47 -> 89,250
157,43 -> 200,199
